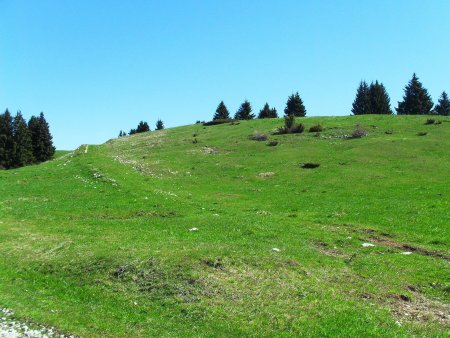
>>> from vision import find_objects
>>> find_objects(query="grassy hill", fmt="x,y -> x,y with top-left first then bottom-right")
0,115 -> 449,337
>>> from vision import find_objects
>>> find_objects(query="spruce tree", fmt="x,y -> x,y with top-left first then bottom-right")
0,109 -> 14,169
234,100 -> 254,120
38,112 -> 55,161
12,111 -> 33,167
213,101 -> 230,120
258,103 -> 278,118
351,81 -> 371,115
29,113 -> 55,163
396,73 -> 434,115
156,119 -> 164,130
136,121 -> 150,133
369,81 -> 392,114
434,91 -> 450,116
284,92 -> 306,117
129,128 -> 137,135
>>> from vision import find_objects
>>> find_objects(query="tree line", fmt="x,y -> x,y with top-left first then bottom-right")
119,119 -> 164,137
211,73 -> 449,121
0,110 -> 55,169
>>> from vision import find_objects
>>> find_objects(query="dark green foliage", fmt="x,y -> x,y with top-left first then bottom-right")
203,119 -> 236,126
352,81 -> 371,115
118,130 -> 125,137
0,109 -> 14,169
213,101 -> 230,120
284,92 -> 306,117
301,163 -> 320,169
234,100 -> 255,120
136,121 -> 150,133
28,112 -> 55,163
396,74 -> 434,115
156,119 -> 164,130
309,124 -> 323,132
258,103 -> 278,118
129,129 -> 137,135
12,111 -> 33,167
276,115 -> 305,134
434,91 -> 450,116
369,81 -> 392,115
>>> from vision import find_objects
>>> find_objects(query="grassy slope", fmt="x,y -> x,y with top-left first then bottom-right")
0,115 -> 449,337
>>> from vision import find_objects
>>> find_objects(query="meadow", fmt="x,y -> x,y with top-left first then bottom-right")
0,115 -> 449,337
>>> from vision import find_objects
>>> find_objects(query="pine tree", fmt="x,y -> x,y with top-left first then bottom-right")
434,91 -> 450,116
12,111 -> 33,167
129,128 -> 137,135
118,130 -> 124,137
351,81 -> 371,115
29,113 -> 55,163
258,103 -> 278,118
155,119 -> 164,130
213,101 -> 230,120
0,109 -> 14,169
396,73 -> 434,115
136,121 -> 150,133
369,81 -> 392,114
284,92 -> 306,117
234,100 -> 254,120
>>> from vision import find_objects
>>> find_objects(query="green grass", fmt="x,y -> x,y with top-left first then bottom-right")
0,115 -> 449,337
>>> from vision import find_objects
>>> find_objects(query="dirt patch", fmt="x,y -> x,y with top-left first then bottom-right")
389,290 -> 450,325
258,172 -> 275,178
368,236 -> 450,262
201,147 -> 218,155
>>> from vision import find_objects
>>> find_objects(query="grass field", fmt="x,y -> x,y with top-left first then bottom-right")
0,115 -> 449,337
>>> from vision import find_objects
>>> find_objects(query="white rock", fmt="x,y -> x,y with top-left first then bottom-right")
400,251 -> 412,255
189,227 -> 198,231
362,243 -> 375,247
272,248 -> 281,252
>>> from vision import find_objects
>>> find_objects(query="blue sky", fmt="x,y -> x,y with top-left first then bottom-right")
1,0 -> 449,149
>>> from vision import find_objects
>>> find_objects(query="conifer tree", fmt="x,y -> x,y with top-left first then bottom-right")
136,121 -> 150,133
369,81 -> 392,114
284,92 -> 306,117
28,113 -> 55,163
155,119 -> 164,130
258,103 -> 278,118
12,111 -> 33,167
0,109 -> 14,169
213,101 -> 230,120
234,100 -> 254,120
129,128 -> 137,135
396,73 -> 434,115
434,91 -> 450,116
351,81 -> 371,115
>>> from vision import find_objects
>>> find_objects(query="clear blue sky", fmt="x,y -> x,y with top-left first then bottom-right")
1,0 -> 449,150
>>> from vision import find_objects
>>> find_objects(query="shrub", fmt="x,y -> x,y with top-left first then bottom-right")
275,115 -> 305,134
301,163 -> 320,169
309,124 -> 323,132
203,119 -> 236,126
350,124 -> 367,138
251,133 -> 268,141
425,118 -> 436,125
267,140 -> 279,146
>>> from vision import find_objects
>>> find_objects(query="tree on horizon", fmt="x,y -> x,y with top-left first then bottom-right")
235,100 -> 255,120
284,92 -> 306,117
12,111 -> 33,167
156,119 -> 164,130
434,91 -> 450,116
136,121 -> 150,133
258,103 -> 278,118
0,109 -> 14,169
396,73 -> 433,115
351,81 -> 371,115
213,101 -> 230,120
369,81 -> 392,115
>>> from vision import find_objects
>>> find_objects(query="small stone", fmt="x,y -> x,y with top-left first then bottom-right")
400,251 -> 412,255
189,227 -> 198,231
272,248 -> 281,252
362,243 -> 375,247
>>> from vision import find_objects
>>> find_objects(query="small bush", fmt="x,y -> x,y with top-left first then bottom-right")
267,140 -> 279,146
309,124 -> 323,132
425,118 -> 436,125
275,115 -> 305,134
417,132 -> 428,136
350,124 -> 367,139
203,119 -> 236,126
251,133 -> 268,141
301,163 -> 320,169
